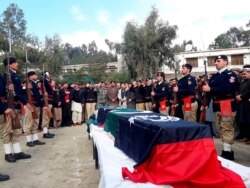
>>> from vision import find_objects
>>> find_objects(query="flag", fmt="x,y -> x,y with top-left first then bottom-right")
113,113 -> 245,188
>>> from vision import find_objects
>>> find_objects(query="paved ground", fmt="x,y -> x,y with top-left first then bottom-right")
0,124 -> 249,188
0,125 -> 100,188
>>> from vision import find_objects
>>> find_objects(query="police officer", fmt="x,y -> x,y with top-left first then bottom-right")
2,57 -> 31,161
25,71 -> 46,146
173,64 -> 197,122
41,72 -> 54,138
151,72 -> 169,114
202,55 -> 239,160
0,74 -> 10,181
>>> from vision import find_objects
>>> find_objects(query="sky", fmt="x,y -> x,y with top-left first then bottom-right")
1,0 -> 250,52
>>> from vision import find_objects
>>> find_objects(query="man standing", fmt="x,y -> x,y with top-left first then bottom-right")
25,71 -> 46,146
84,82 -> 97,120
2,57 -> 31,162
71,82 -> 84,125
144,79 -> 153,111
202,55 -> 239,160
0,74 -> 11,181
107,81 -> 118,107
235,65 -> 250,144
173,64 -> 197,122
97,81 -> 108,107
151,72 -> 169,115
41,72 -> 54,138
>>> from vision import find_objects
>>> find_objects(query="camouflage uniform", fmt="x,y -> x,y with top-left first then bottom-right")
97,87 -> 108,107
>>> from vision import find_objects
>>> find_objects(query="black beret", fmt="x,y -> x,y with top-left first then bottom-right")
3,57 -> 17,66
27,71 -> 36,77
182,63 -> 192,71
214,55 -> 228,62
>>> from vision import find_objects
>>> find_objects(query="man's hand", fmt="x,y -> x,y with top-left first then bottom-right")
236,95 -> 242,101
26,103 -> 35,112
4,108 -> 16,118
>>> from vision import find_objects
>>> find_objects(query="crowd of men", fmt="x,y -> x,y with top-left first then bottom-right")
0,55 -> 250,181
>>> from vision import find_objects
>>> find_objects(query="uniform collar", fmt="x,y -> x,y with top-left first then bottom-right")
218,67 -> 228,74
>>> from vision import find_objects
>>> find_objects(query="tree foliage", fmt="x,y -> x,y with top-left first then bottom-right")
0,3 -> 27,53
209,26 -> 250,49
121,7 -> 177,80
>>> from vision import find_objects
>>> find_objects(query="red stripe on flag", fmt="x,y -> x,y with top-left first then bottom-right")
122,138 -> 245,188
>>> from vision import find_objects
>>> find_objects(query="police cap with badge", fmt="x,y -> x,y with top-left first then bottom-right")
214,55 -> 228,62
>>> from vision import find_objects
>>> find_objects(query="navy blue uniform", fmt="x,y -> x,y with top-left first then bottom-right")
177,74 -> 197,104
209,69 -> 239,112
30,80 -> 43,108
154,81 -> 169,103
3,71 -> 27,106
42,78 -> 53,105
0,75 -> 8,114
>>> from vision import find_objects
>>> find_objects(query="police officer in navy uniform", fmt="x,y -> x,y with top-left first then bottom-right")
202,55 -> 239,160
2,57 -> 32,161
41,72 -> 54,138
25,71 -> 46,146
0,74 -> 10,181
173,64 -> 197,122
151,72 -> 170,114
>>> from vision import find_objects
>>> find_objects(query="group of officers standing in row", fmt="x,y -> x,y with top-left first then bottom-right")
0,57 -> 55,181
0,54 -> 250,181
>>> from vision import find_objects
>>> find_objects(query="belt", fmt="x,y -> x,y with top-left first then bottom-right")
213,99 -> 234,103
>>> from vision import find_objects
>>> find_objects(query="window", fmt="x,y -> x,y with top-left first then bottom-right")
231,55 -> 243,65
186,58 -> 198,67
207,56 -> 217,66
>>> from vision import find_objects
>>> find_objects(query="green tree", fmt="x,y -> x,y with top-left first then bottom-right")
209,27 -> 249,49
121,7 -> 177,80
43,34 -> 65,76
0,3 -> 27,53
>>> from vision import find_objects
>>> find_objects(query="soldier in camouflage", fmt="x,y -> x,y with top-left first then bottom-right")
97,81 -> 108,107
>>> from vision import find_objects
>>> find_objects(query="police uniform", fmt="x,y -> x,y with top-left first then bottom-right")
2,57 -> 31,162
154,81 -> 169,115
0,79 -> 10,181
207,55 -> 239,160
41,73 -> 54,138
177,65 -> 197,122
25,71 -> 45,147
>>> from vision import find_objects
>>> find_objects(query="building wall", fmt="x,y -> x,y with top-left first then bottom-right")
162,47 -> 250,80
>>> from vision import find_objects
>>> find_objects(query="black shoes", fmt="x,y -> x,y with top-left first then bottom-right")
43,133 -> 54,139
14,152 -> 31,160
26,142 -> 35,147
0,173 -> 10,181
5,152 -> 31,162
221,150 -> 234,161
5,154 -> 16,163
48,132 -> 55,137
33,140 -> 46,145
